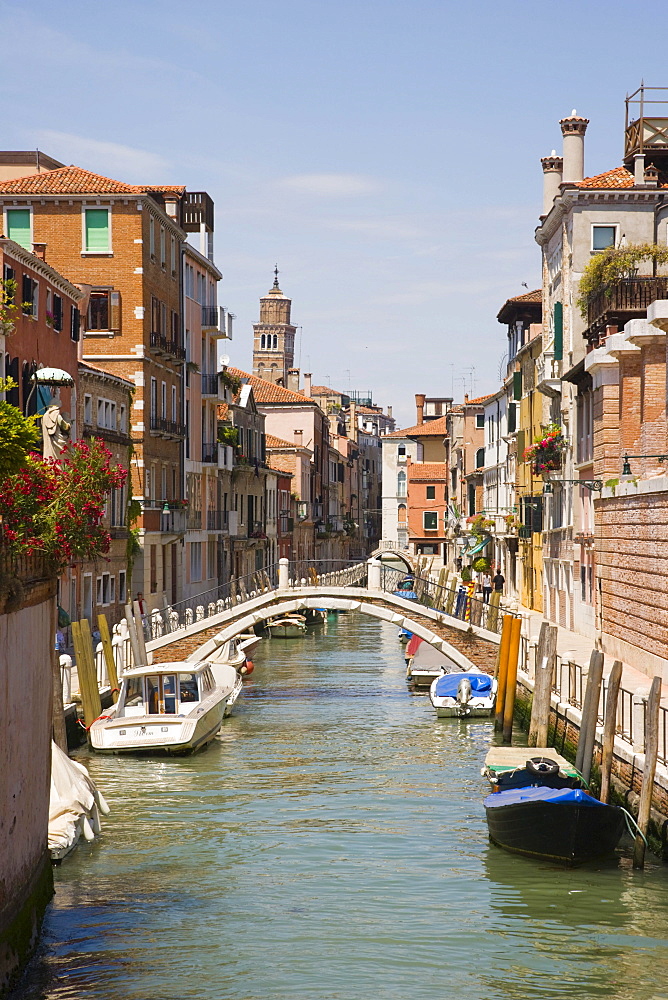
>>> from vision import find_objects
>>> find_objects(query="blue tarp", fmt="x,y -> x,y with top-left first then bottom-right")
393,591 -> 418,600
484,787 -> 606,809
433,672 -> 492,698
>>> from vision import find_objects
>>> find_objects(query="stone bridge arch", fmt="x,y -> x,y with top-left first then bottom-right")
148,586 -> 500,674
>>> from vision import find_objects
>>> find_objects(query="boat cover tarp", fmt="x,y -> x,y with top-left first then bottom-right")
393,590 -> 418,600
405,635 -> 422,657
434,672 -> 492,697
484,787 -> 606,809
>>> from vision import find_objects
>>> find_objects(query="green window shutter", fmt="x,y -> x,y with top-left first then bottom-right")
531,495 -> 543,533
513,370 -> 522,400
84,209 -> 110,252
7,209 -> 32,249
516,429 -> 525,459
424,511 -> 438,530
553,301 -> 563,361
507,402 -> 517,433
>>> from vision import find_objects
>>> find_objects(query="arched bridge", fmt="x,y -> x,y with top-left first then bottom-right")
145,560 -> 510,674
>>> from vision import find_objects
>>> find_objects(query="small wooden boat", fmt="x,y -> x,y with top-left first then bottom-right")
482,747 -> 626,865
429,670 -> 495,716
406,635 -> 476,689
267,614 -> 307,638
89,660 -> 241,755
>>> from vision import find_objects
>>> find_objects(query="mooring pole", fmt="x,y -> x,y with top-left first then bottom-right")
633,675 -> 662,869
599,660 -> 622,804
575,649 -> 604,775
528,623 -> 557,748
494,615 -> 513,731
502,616 -> 522,744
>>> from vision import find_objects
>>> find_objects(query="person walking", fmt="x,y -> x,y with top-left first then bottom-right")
492,568 -> 505,594
481,571 -> 492,604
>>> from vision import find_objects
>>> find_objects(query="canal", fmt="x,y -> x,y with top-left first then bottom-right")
14,614 -> 668,1000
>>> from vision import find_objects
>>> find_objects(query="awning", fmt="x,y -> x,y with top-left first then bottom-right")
465,534 -> 491,556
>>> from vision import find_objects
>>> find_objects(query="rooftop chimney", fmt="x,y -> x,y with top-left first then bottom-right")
387,405 -> 392,418
540,150 -> 563,215
303,372 -> 312,397
645,162 -> 659,188
634,153 -> 646,186
560,110 -> 589,184
415,393 -> 425,425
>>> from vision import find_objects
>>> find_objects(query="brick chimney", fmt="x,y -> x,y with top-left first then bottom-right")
303,372 -> 312,397
415,393 -> 425,425
287,368 -> 300,392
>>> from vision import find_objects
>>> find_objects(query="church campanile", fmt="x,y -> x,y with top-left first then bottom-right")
252,267 -> 297,386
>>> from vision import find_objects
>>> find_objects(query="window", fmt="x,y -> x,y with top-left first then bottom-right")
70,305 -> 80,342
149,216 -> 155,258
398,445 -> 406,456
119,404 -> 127,434
97,398 -> 117,429
96,573 -> 112,606
207,540 -> 216,580
5,208 -> 32,249
53,294 -> 63,332
87,289 -> 120,333
161,381 -> 166,417
119,570 -> 127,604
150,378 -> 157,421
150,544 -> 158,592
398,503 -> 407,523
190,542 -> 202,583
22,274 -> 38,318
468,483 -> 476,517
475,414 -> 484,428
84,394 -> 92,424
397,470 -> 406,497
83,208 -> 110,253
160,226 -> 166,267
476,447 -> 485,469
592,225 -> 617,251
172,385 -> 177,422
171,235 -> 176,275
426,485 -> 436,500
423,511 -> 438,530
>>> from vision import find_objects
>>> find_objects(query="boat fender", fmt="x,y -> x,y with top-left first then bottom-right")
244,660 -> 255,675
239,665 -> 247,675
526,757 -> 560,776
82,816 -> 95,842
96,790 -> 111,816
457,677 -> 472,705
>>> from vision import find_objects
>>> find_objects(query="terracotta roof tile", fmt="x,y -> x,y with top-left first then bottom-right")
227,367 -> 314,406
266,434 -> 298,449
407,462 -> 448,481
576,166 -> 634,189
0,165 -> 186,196
465,393 -> 495,405
309,385 -> 340,395
385,415 -> 449,438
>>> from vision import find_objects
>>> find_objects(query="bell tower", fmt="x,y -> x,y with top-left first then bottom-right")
252,266 -> 297,386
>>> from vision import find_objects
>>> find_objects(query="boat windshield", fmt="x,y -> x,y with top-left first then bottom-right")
178,673 -> 200,706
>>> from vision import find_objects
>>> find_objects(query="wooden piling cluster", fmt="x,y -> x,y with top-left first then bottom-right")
493,614 -> 522,743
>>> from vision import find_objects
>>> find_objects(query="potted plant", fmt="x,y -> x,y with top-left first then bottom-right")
523,423 -> 566,474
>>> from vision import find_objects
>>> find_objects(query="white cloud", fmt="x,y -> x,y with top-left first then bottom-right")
34,130 -> 170,182
275,173 -> 380,197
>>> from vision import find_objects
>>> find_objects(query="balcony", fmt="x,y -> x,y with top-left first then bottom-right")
149,415 -> 186,438
201,373 -> 219,396
183,191 -> 215,233
207,509 -> 229,532
201,305 -> 218,329
201,442 -> 218,464
149,331 -> 186,360
187,510 -> 202,530
585,276 -> 668,345
536,351 -> 562,398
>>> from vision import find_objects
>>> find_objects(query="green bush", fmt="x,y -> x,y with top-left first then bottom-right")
472,556 -> 491,573
0,379 -> 40,477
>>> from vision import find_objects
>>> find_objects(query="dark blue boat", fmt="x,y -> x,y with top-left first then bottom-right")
484,785 -> 626,866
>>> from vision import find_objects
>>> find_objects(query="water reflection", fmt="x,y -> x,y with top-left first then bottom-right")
12,614 -> 668,1000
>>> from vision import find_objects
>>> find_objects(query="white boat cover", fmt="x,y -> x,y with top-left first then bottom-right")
48,742 -> 110,860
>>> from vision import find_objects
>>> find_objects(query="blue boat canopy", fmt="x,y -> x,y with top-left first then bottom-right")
484,787 -> 608,809
392,590 -> 418,600
433,672 -> 491,698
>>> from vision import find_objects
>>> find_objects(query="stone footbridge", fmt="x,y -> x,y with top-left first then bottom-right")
146,559 -> 504,674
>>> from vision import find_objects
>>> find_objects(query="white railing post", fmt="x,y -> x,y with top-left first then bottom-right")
60,654 -> 72,704
367,558 -> 382,591
278,557 -> 290,590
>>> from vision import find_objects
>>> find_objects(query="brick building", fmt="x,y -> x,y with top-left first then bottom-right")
0,159 -> 219,610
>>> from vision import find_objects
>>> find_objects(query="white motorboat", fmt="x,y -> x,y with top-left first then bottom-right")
429,671 -> 497,718
267,615 -> 307,638
88,660 -> 241,754
405,636 -> 475,688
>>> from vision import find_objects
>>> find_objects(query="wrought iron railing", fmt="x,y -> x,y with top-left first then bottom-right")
149,331 -> 186,360
201,373 -> 219,395
201,305 -> 218,328
586,276 -> 668,335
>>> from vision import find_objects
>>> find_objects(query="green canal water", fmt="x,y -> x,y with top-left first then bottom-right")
13,614 -> 668,1000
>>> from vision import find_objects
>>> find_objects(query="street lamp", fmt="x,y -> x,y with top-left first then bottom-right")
543,479 -> 603,494
621,453 -> 668,476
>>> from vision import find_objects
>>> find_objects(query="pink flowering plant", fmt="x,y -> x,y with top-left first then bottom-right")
522,423 -> 566,473
0,439 -> 127,572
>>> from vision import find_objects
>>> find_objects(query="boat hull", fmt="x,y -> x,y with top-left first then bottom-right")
434,702 -> 495,718
90,703 -> 226,755
484,796 -> 625,865
268,624 -> 306,638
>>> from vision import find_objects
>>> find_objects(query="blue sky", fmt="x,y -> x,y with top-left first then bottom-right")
0,0 -> 658,425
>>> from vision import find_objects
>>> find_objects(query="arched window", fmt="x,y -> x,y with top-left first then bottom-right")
398,444 -> 406,457
273,334 -> 278,349
398,503 -> 407,524
476,447 -> 485,469
261,334 -> 266,349
397,470 -> 407,497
